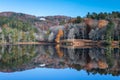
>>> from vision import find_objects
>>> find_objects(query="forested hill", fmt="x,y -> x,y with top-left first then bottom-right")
0,12 -> 71,30
0,12 -> 71,43
0,11 -> 120,43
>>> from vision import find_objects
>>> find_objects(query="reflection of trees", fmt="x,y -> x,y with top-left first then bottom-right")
55,44 -> 64,58
59,47 -> 120,76
105,46 -> 114,67
0,45 -> 120,76
0,45 -> 37,71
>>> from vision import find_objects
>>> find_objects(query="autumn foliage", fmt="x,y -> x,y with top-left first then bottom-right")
84,18 -> 93,27
98,20 -> 108,29
55,44 -> 63,58
55,29 -> 64,43
98,60 -> 108,69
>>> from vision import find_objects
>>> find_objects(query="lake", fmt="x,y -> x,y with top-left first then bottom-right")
0,45 -> 120,80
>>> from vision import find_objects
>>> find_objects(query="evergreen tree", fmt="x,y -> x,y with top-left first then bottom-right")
105,21 -> 114,43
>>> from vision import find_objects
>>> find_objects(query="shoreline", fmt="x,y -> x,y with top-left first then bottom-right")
0,42 -> 55,45
0,40 -> 119,47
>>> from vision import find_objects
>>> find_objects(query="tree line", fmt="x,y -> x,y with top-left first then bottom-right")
86,11 -> 120,20
0,16 -> 37,43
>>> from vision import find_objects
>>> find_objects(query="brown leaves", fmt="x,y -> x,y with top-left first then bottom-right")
98,20 -> 108,29
98,60 -> 108,69
84,18 -> 93,27
55,44 -> 63,58
55,29 -> 64,43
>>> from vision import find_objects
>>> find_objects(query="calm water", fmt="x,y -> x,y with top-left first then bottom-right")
0,45 -> 120,80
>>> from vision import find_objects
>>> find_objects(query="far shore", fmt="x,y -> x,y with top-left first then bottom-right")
0,42 -> 55,45
0,40 -> 119,47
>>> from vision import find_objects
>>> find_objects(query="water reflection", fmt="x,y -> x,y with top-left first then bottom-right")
0,45 -> 120,76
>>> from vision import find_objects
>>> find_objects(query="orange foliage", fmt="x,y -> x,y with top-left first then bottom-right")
55,29 -> 64,43
55,44 -> 63,58
84,18 -> 108,29
68,18 -> 76,23
85,63 -> 94,70
98,60 -> 108,69
3,24 -> 9,28
98,20 -> 108,29
84,18 -> 93,27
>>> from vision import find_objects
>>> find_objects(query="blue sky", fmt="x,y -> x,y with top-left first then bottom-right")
0,0 -> 120,17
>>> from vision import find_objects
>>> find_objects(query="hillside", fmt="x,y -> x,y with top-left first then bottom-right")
0,12 -> 72,43
0,11 -> 120,44
0,12 -> 71,30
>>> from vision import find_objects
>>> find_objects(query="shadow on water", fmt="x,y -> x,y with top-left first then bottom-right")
0,44 -> 120,76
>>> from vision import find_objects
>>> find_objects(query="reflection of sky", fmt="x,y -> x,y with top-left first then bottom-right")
0,68 -> 120,80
